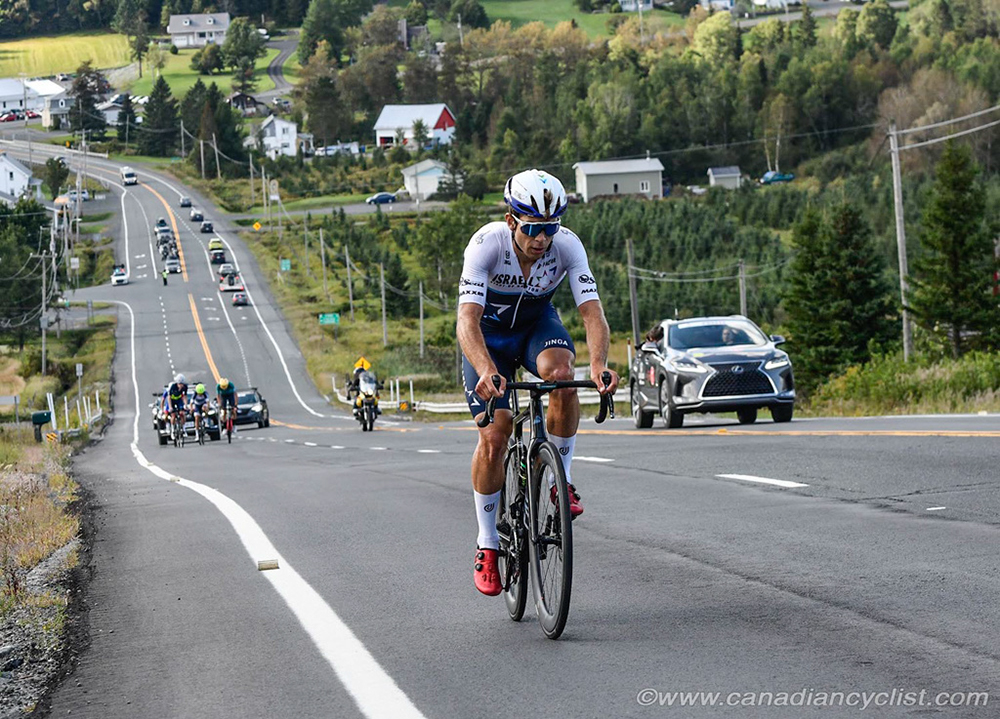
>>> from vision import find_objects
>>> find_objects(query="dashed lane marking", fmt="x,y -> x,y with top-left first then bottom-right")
446,427 -> 1000,438
304,442 -> 317,447
575,456 -> 614,463
416,449 -> 440,454
187,293 -> 220,381
716,474 -> 809,489
927,506 -> 947,511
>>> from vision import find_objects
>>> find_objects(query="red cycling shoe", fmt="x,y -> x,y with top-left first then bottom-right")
473,548 -> 501,596
551,483 -> 584,519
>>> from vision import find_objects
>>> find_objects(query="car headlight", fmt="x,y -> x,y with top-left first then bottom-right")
670,358 -> 708,374
764,356 -> 790,370
251,403 -> 262,412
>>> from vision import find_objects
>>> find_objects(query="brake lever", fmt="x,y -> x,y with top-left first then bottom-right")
595,370 -> 615,424
475,375 -> 503,428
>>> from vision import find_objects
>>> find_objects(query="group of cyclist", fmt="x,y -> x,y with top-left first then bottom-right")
161,374 -> 239,440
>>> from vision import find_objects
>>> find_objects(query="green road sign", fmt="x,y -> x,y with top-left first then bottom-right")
319,313 -> 340,325
280,258 -> 291,271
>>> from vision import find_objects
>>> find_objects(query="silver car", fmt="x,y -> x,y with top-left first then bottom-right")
630,315 -> 795,429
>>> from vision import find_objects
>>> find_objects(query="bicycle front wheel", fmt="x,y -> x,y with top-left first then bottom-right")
528,441 -> 573,639
498,442 -> 528,622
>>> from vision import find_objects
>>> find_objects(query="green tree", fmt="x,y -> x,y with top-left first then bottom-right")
117,93 -> 136,144
448,0 -> 489,29
339,44 -> 402,116
113,0 -> 149,78
856,0 -> 898,50
834,8 -> 861,57
909,142 -> 998,358
299,0 -> 375,65
784,204 -> 895,392
181,79 -> 208,143
223,16 -> 268,93
191,43 -> 224,75
362,4 -> 401,47
402,51 -> 438,102
293,41 -> 353,148
70,61 -> 107,139
413,194 -> 486,303
138,75 -> 178,157
42,158 -> 69,200
404,0 -> 428,24
411,118 -> 429,149
797,4 -> 817,48
146,43 -> 168,77
691,12 -> 738,67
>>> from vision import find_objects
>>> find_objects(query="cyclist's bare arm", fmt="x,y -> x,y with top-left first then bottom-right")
578,300 -> 619,394
457,303 -> 506,401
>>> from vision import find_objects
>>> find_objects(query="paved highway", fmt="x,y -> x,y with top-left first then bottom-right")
5,140 -> 999,717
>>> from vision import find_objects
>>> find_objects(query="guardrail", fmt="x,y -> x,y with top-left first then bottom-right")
0,139 -> 110,159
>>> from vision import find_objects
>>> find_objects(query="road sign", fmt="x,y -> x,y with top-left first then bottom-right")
69,257 -> 79,270
253,221 -> 262,231
354,356 -> 371,371
269,179 -> 279,193
318,313 -> 340,325
75,363 -> 83,377
280,258 -> 291,272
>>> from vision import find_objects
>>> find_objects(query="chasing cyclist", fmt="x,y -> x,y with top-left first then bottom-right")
457,169 -> 619,596
162,373 -> 189,440
216,377 -> 238,433
191,383 -> 211,438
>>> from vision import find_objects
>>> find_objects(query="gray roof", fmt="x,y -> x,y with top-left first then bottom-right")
401,159 -> 447,178
167,13 -> 230,34
707,166 -> 742,177
374,104 -> 453,131
0,153 -> 32,178
573,158 -> 665,176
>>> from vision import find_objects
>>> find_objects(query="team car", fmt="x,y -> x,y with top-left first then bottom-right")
630,315 -> 795,429
200,221 -> 214,233
220,273 -> 244,292
179,197 -> 192,207
165,257 -> 181,274
232,292 -> 248,306
210,249 -> 226,265
208,238 -> 224,251
111,264 -> 129,286
234,388 -> 270,427
217,263 -> 236,277
150,388 -> 221,444
189,209 -> 203,222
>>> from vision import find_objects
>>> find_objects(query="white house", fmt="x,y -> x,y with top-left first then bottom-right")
167,13 -> 230,48
96,97 -> 124,125
374,104 -> 456,148
0,153 -> 40,203
707,166 -> 743,189
24,79 -> 65,111
619,0 -> 653,10
0,78 -> 36,114
42,92 -> 73,130
573,157 -> 665,203
401,159 -> 448,201
254,115 -> 298,159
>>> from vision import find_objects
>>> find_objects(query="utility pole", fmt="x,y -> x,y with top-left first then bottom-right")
380,262 -> 387,347
180,119 -> 185,157
319,228 -> 328,298
457,13 -> 464,45
738,259 -> 747,317
212,133 -> 221,180
199,139 -> 206,180
626,237 -> 641,346
888,120 -> 913,362
21,73 -> 32,168
638,0 -> 644,45
419,280 -> 424,358
303,226 -> 311,278
249,155 -> 255,206
345,245 -> 355,321
31,252 -> 50,375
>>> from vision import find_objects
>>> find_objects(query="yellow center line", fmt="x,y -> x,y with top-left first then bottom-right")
446,426 -> 1000,438
143,182 -> 189,282
188,293 -> 220,382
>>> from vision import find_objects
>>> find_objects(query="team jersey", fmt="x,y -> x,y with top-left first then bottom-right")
217,383 -> 236,398
192,392 -> 209,407
458,221 -> 599,331
167,382 -> 186,401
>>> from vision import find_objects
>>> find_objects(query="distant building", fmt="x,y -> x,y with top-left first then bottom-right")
42,92 -> 73,130
167,13 -> 230,48
317,141 -> 361,157
227,91 -> 263,117
619,0 -> 653,10
0,78 -> 35,114
24,79 -> 65,111
96,97 -> 124,125
0,153 -> 41,203
253,115 -> 297,159
401,159 -> 448,201
572,157 -> 665,203
374,103 -> 456,148
700,0 -> 734,9
707,166 -> 743,189
397,17 -> 429,50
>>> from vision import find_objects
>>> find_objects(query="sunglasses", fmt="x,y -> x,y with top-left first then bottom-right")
513,216 -> 561,238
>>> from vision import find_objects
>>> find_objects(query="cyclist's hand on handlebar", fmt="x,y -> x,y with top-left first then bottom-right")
591,367 -> 619,395
475,371 -> 506,402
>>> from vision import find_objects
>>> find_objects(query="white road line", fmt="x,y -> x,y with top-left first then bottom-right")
304,441 -> 317,447
285,439 -> 295,443
330,445 -> 344,449
927,506 -> 947,511
575,456 -> 614,463
371,447 -> 387,451
109,299 -> 427,719
716,473 -> 809,488
416,449 -> 440,454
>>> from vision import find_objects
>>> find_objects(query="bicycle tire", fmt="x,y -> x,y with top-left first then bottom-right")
498,442 -> 529,622
527,441 -> 573,640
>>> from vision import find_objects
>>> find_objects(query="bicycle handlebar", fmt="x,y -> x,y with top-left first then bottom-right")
475,372 -> 615,428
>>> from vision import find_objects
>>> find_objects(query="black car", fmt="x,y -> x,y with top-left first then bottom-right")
179,197 -> 192,207
200,221 -> 214,233
209,249 -> 226,264
234,388 -> 270,428
190,209 -> 203,222
150,389 -> 221,443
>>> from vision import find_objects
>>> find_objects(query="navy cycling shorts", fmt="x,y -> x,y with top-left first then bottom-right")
462,304 -> 575,418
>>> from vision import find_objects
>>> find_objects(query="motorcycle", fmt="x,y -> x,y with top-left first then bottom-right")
353,371 -> 381,432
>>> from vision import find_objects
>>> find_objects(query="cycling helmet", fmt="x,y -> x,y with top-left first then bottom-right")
195,383 -> 206,394
504,169 -> 568,220
175,373 -> 187,384
218,378 -> 230,389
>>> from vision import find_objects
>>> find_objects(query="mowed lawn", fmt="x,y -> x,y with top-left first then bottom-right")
128,47 -> 280,99
0,32 -> 130,77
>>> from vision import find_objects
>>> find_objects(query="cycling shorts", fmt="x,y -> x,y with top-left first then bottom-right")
168,397 -> 185,412
219,394 -> 237,410
461,303 -> 575,418
192,400 -> 209,415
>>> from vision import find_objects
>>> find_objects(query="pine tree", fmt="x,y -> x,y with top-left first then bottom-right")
117,93 -> 136,144
798,4 -> 817,48
70,61 -> 107,139
180,78 -> 208,150
909,141 -> 999,358
785,204 -> 895,392
138,75 -> 178,157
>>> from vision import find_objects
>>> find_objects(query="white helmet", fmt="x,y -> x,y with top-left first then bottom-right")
175,373 -> 187,384
504,169 -> 568,220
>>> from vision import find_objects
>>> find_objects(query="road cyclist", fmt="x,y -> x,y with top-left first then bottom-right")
191,383 -> 211,444
216,377 -> 238,442
162,373 -> 189,447
456,168 -> 619,598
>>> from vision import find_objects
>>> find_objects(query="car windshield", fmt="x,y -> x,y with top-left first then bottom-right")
238,392 -> 257,405
668,320 -> 768,350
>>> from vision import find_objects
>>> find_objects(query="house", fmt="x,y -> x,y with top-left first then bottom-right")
24,79 -> 65,111
96,97 -> 124,125
0,153 -> 41,203
253,115 -> 297,159
572,157 -> 665,203
0,78 -> 36,114
401,159 -> 448,201
297,132 -> 315,156
700,0 -> 734,9
373,103 -> 456,148
619,0 -> 653,10
167,13 -> 230,48
227,91 -> 263,117
707,166 -> 743,189
397,18 -> 429,50
42,92 -> 73,130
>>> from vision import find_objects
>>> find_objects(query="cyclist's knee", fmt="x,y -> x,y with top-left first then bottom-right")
477,422 -> 510,460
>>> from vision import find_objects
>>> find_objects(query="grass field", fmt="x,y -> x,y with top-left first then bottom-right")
479,0 -> 683,37
128,47 -> 280,99
0,32 -> 130,77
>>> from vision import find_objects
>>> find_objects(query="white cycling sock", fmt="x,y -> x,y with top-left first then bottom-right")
548,433 -> 576,488
474,490 -> 501,550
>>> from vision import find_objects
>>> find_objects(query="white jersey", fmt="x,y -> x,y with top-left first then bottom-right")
458,221 -> 599,330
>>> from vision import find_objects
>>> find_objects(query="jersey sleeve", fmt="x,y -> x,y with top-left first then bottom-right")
562,231 -> 601,306
457,226 -> 499,308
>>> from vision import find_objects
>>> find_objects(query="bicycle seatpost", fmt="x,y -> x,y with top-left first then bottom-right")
475,375 -> 503,428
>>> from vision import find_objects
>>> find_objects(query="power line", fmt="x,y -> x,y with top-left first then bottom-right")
901,117 -> 1000,151
898,103 -> 1000,137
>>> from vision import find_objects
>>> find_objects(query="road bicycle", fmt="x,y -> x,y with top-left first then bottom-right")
221,406 -> 235,443
195,412 -> 207,445
478,372 -> 614,639
171,410 -> 186,448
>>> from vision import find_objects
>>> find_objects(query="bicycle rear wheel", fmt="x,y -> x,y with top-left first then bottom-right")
498,442 -> 528,622
527,441 -> 573,639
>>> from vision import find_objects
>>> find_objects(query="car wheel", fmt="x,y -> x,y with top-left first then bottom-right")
258,420 -> 264,429
264,416 -> 270,428
737,407 -> 758,425
158,434 -> 168,446
771,404 -> 794,423
631,382 -> 653,429
658,379 -> 683,429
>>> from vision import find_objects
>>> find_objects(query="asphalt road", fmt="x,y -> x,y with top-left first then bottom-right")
4,139 -> 999,717
257,31 -> 298,104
